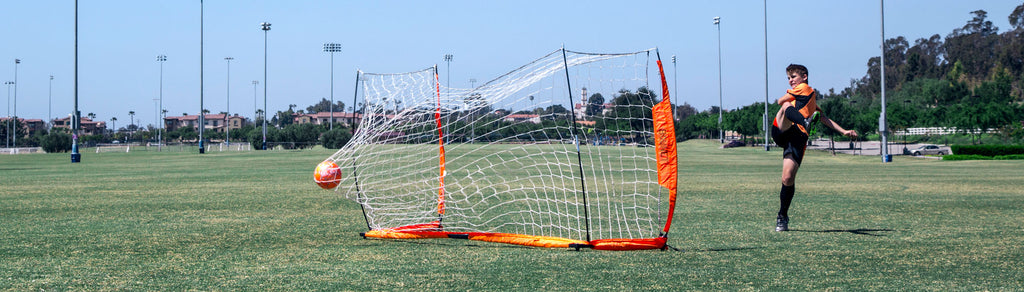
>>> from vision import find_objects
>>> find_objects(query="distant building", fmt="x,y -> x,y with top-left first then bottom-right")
503,114 -> 540,124
164,114 -> 248,133
0,117 -> 48,138
52,116 -> 107,136
292,112 -> 360,126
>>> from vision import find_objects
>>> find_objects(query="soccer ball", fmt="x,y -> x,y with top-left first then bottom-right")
314,160 -> 342,189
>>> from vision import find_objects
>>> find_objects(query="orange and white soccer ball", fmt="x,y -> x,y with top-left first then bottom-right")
314,160 -> 342,189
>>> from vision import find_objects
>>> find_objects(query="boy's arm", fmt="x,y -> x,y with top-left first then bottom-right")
818,110 -> 858,137
776,94 -> 794,105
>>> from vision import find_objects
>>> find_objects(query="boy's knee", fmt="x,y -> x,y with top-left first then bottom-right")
781,176 -> 795,186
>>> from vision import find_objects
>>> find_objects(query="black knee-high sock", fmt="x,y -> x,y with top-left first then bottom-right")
779,184 -> 795,217
784,106 -> 806,126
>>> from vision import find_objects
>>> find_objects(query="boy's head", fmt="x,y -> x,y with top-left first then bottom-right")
786,64 -> 809,88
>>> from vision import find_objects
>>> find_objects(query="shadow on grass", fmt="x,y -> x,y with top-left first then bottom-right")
790,228 -> 895,236
693,246 -> 763,253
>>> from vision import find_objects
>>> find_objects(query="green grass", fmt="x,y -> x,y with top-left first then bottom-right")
2,141 -> 1023,290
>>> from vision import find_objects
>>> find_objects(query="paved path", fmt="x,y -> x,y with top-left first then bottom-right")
804,138 -> 949,157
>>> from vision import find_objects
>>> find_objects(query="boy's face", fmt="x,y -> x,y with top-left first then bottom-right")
787,72 -> 807,88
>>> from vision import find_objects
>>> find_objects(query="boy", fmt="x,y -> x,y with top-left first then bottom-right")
771,64 -> 857,231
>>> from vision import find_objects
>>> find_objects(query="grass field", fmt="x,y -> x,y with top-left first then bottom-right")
2,140 -> 1022,290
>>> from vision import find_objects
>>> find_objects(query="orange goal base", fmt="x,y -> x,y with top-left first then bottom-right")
360,222 -> 669,251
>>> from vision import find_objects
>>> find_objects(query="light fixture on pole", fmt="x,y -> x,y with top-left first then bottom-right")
324,43 -> 341,131
261,22 -> 271,150
157,54 -> 166,151
224,56 -> 233,146
714,16 -> 723,144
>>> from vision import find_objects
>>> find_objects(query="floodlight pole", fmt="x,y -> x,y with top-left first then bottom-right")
764,0 -> 771,151
672,55 -> 677,120
324,43 -> 341,131
13,58 -> 19,147
252,80 -> 258,126
879,0 -> 890,163
714,16 -> 724,144
198,0 -> 206,154
49,75 -> 53,130
225,57 -> 233,146
5,81 -> 12,148
157,54 -> 166,151
261,22 -> 271,150
72,0 -> 80,163
443,53 -> 453,144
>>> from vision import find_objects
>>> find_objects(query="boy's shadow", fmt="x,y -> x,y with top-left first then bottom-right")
790,228 -> 895,236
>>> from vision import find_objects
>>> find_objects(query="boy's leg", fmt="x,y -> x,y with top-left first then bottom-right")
776,155 -> 799,231
775,104 -> 795,132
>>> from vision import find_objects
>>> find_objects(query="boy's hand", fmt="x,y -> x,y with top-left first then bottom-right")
843,130 -> 858,138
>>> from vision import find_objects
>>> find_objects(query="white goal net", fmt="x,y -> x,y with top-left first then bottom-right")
324,48 -> 678,250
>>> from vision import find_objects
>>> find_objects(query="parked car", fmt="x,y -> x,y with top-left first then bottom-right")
910,144 -> 947,156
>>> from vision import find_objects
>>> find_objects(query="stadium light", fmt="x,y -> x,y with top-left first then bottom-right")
261,22 -> 271,150
157,54 -> 167,151
324,43 -> 342,131
714,16 -> 723,143
225,57 -> 233,146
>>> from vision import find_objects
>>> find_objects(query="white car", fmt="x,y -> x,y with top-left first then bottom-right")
910,144 -> 948,156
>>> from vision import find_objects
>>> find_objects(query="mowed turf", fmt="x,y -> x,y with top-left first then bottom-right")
1,141 -> 1022,290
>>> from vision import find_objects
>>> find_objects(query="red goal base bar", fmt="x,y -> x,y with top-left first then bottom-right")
359,222 -> 668,251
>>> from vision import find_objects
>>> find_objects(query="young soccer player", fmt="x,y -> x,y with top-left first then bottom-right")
771,64 -> 858,231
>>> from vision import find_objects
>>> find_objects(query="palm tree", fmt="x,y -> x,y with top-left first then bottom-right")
87,112 -> 96,120
110,117 -> 117,135
128,111 -> 135,140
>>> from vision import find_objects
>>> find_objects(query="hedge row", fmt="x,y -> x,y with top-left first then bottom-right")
949,145 -> 1024,156
942,154 -> 1024,161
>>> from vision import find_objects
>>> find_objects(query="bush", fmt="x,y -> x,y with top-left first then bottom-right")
950,144 -> 1024,156
942,154 -> 1024,161
41,132 -> 73,153
321,127 -> 352,149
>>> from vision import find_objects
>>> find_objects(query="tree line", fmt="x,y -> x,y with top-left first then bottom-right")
685,4 -> 1024,145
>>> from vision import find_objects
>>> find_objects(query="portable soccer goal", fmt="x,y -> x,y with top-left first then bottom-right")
322,48 -> 678,250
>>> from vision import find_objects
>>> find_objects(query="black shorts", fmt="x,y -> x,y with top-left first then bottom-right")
772,125 -> 808,165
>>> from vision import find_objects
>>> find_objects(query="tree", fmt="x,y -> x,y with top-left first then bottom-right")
675,102 -> 697,120
306,97 -> 345,114
608,87 -> 657,142
585,93 -> 605,117
41,132 -> 73,153
945,10 -> 1000,81
1011,2 -> 1024,31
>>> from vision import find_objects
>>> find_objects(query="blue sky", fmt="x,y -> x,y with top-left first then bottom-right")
1,0 -> 1021,128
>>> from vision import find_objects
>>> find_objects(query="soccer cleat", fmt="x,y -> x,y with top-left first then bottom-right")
806,111 -> 821,136
775,215 -> 789,232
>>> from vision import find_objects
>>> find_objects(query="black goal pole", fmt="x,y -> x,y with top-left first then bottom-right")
561,47 -> 591,243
